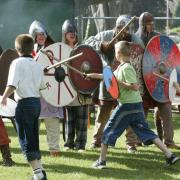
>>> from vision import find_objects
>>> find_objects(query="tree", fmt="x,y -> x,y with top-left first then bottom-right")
173,0 -> 180,27
79,0 -> 167,40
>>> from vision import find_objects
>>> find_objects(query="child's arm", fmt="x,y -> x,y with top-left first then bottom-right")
85,73 -> 103,80
0,86 -> 15,106
119,81 -> 140,91
173,82 -> 180,94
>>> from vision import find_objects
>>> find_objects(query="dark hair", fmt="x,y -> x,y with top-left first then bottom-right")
115,41 -> 130,57
15,34 -> 34,55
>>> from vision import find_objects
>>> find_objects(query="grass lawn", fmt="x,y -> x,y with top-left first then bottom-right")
0,112 -> 180,180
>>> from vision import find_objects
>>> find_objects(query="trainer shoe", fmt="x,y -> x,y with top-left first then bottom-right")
50,151 -> 60,157
165,154 -> 179,166
89,143 -> 101,149
92,159 -> 106,169
127,145 -> 137,153
42,170 -> 47,180
166,144 -> 180,150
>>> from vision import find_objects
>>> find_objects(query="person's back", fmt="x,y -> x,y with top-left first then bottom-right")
10,56 -> 44,101
0,34 -> 47,179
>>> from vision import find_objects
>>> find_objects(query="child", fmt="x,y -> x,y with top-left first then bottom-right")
86,41 -> 179,168
0,34 -> 47,179
29,20 -> 63,157
62,19 -> 91,152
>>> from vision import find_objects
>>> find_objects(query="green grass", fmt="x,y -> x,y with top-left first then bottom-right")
0,112 -> 180,180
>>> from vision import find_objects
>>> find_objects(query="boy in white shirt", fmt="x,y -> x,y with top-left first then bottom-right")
0,34 -> 47,180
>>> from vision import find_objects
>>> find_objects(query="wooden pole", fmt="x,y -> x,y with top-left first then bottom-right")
41,50 -> 83,71
153,72 -> 169,81
109,16 -> 137,46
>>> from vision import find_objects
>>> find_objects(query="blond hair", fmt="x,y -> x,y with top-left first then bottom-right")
115,41 -> 130,57
15,34 -> 34,55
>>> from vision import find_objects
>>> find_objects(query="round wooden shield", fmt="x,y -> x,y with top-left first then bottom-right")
103,66 -> 119,99
0,96 -> 17,117
68,45 -> 103,94
0,49 -> 19,99
36,42 -> 77,107
142,35 -> 180,103
112,43 -> 145,95
169,69 -> 177,102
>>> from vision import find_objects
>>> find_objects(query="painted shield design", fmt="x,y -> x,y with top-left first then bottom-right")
103,66 -> 119,99
142,35 -> 180,103
36,42 -> 77,107
68,45 -> 103,94
112,43 -> 145,95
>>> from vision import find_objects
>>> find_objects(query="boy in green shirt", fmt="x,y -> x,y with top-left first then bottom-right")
86,41 -> 179,168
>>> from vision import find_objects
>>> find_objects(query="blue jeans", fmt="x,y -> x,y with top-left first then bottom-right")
15,97 -> 41,161
102,102 -> 157,146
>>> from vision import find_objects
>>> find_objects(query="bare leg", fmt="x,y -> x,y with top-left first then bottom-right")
29,159 -> 41,170
154,107 -> 163,140
153,138 -> 172,158
99,143 -> 108,162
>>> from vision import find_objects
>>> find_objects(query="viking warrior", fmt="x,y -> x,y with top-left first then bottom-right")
136,12 -> 180,149
0,116 -> 15,166
29,20 -> 64,156
85,15 -> 144,152
29,20 -> 54,57
0,45 -> 16,167
136,12 -> 159,46
62,19 -> 91,152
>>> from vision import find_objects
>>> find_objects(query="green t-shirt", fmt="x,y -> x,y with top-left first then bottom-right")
114,62 -> 142,104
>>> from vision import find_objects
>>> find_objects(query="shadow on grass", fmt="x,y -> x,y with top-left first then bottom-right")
9,145 -> 180,179
43,159 -> 180,180
46,147 -> 180,177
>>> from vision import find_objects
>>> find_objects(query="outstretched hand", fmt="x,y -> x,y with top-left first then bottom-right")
173,81 -> 180,94
0,97 -> 7,106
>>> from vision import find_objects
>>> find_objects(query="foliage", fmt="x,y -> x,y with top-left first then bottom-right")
170,26 -> 180,34
173,1 -> 180,27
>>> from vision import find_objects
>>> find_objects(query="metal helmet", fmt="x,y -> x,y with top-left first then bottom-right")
115,15 -> 134,34
62,19 -> 77,43
139,12 -> 154,26
29,20 -> 47,41
62,19 -> 77,34
116,15 -> 131,28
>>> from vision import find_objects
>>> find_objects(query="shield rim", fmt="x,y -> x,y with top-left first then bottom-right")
68,44 -> 103,95
142,35 -> 180,103
169,69 -> 177,102
0,96 -> 17,117
37,42 -> 77,107
103,65 -> 119,99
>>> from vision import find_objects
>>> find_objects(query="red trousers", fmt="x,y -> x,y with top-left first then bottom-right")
0,117 -> 10,145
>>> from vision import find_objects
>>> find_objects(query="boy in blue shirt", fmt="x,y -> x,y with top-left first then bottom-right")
86,41 -> 179,168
